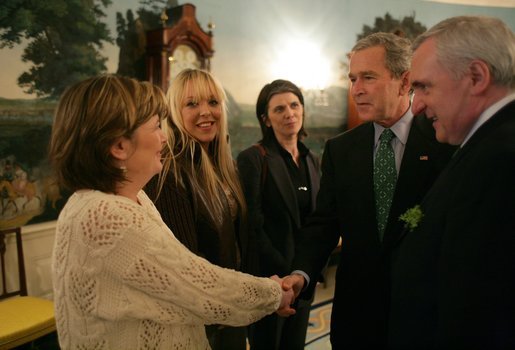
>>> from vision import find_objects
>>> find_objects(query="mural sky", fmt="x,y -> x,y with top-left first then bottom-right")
0,0 -> 514,104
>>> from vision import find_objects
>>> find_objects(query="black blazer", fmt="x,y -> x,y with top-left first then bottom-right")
237,139 -> 320,277
292,115 -> 455,349
389,101 -> 515,350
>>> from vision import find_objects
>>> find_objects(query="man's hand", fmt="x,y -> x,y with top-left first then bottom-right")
270,275 -> 296,317
282,273 -> 306,298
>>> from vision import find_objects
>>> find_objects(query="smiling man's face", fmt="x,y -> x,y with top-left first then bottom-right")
411,38 -> 478,145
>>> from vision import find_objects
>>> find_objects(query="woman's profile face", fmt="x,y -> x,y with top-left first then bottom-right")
124,115 -> 167,185
180,84 -> 222,148
265,92 -> 304,141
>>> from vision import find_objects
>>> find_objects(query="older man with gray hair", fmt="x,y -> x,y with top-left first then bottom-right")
389,15 -> 515,350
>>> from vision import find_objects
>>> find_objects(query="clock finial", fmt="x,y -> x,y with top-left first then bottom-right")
160,9 -> 169,28
208,17 -> 215,35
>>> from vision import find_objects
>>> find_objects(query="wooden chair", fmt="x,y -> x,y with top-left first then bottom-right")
0,227 -> 56,350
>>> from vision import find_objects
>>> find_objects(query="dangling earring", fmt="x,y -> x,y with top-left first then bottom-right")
120,166 -> 127,174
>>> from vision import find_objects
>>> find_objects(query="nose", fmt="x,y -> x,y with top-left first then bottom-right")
411,93 -> 426,115
284,106 -> 295,119
351,78 -> 364,98
199,101 -> 211,117
159,128 -> 167,143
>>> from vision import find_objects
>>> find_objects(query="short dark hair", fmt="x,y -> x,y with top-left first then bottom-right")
255,79 -> 307,140
49,75 -> 170,193
351,32 -> 412,79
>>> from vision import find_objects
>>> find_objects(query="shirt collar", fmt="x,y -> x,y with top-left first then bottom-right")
373,108 -> 414,146
273,137 -> 309,158
461,92 -> 515,147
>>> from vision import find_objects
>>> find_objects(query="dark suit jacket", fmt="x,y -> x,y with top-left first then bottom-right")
292,115 -> 455,349
389,101 -> 515,350
237,139 -> 320,277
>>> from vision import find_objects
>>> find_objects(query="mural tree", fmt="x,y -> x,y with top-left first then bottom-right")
342,13 -> 427,129
341,12 -> 427,80
116,0 -> 178,80
0,0 -> 112,98
357,12 -> 427,41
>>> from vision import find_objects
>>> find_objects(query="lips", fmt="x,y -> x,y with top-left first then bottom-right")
355,102 -> 373,111
197,121 -> 215,128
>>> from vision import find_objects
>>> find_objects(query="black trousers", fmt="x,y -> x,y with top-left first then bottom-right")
206,325 -> 247,350
248,296 -> 313,350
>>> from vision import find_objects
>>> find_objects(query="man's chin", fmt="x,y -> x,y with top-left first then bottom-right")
357,114 -> 377,123
435,130 -> 453,145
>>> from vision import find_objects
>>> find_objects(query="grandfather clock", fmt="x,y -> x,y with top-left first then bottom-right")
146,3 -> 214,92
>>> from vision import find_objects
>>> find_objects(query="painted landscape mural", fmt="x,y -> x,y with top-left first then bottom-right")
0,0 -> 513,228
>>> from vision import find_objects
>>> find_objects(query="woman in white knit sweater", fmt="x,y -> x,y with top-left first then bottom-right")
48,75 -> 295,350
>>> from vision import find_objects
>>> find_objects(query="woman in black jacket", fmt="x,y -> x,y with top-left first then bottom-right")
237,79 -> 321,349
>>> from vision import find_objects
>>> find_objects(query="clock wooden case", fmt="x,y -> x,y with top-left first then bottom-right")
146,3 -> 214,92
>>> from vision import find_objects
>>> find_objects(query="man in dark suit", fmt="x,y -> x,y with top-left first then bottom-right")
388,16 -> 515,350
283,32 -> 455,349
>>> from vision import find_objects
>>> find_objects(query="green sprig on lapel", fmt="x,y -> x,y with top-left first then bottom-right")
399,205 -> 424,232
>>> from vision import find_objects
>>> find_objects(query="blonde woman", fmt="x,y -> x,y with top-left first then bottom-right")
49,75 -> 295,350
146,69 -> 254,349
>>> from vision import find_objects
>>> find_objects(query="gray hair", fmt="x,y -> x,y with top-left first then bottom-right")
351,32 -> 412,79
413,16 -> 515,88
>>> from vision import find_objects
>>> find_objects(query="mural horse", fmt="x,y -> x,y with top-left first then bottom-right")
0,179 -> 40,215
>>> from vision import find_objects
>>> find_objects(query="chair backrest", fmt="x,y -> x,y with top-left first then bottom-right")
0,227 -> 28,299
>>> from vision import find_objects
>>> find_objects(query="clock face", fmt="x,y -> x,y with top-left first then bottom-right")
169,44 -> 201,80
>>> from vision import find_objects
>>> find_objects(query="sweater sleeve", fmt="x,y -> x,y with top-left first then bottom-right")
58,191 -> 282,328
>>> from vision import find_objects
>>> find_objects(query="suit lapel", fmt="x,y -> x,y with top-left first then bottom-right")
347,124 -> 377,234
264,143 -> 301,227
393,104 -> 515,246
419,100 -> 515,215
306,152 -> 320,211
384,116 -> 439,244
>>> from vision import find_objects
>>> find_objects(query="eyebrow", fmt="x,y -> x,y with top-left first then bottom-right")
348,70 -> 378,78
411,81 -> 425,89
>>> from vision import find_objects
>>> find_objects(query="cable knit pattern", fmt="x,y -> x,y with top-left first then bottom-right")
52,190 -> 281,350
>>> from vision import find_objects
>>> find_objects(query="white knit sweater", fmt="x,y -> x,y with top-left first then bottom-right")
52,190 -> 281,349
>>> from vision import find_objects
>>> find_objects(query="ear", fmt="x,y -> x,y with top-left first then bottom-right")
399,70 -> 411,96
262,114 -> 272,127
468,59 -> 490,95
110,137 -> 131,161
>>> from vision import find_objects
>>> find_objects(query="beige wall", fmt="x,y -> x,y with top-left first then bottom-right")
4,221 -> 56,300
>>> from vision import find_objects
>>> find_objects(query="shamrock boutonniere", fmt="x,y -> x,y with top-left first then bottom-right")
399,205 -> 424,232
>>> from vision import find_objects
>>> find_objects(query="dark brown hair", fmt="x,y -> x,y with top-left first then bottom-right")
255,79 -> 307,141
49,75 -> 170,193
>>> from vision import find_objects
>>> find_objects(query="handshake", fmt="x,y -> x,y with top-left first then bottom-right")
270,274 -> 306,317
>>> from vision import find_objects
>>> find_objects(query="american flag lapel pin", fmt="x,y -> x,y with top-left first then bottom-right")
419,155 -> 429,160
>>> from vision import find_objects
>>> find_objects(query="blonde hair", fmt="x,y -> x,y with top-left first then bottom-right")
159,69 -> 246,223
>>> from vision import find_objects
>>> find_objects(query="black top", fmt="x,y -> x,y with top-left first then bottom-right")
274,138 -> 312,226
